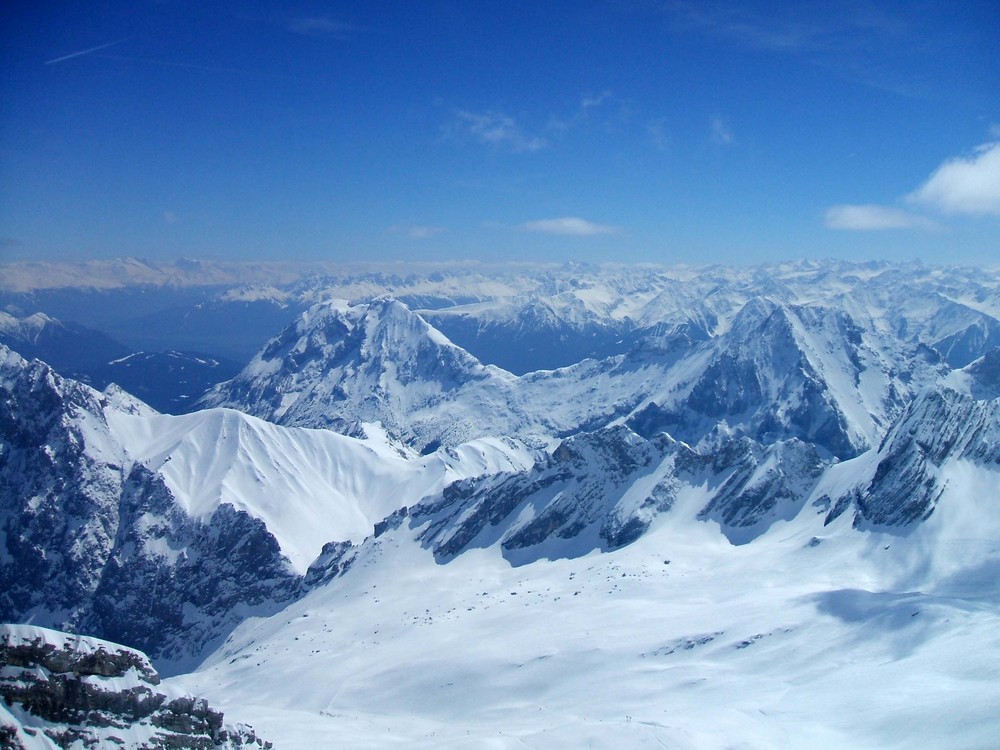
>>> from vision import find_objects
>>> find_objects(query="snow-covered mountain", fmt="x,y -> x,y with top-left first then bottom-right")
814,352 -> 1000,531
0,344 -> 533,670
204,291 -> 944,464
0,311 -> 131,378
3,259 -> 1000,748
621,298 -> 941,458
175,378 -> 1000,747
200,298 -> 547,451
0,345 -> 299,670
5,258 -> 1000,377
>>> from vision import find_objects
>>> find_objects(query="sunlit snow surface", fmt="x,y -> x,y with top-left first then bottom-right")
174,469 -> 1000,750
108,408 -> 535,573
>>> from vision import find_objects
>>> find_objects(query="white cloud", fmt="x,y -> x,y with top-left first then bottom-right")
521,217 -> 620,236
824,204 -> 936,231
647,119 -> 670,151
581,90 -> 612,109
452,111 -> 545,152
387,225 -> 447,240
710,116 -> 734,146
907,142 -> 1000,216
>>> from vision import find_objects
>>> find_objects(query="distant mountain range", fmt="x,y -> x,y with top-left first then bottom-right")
0,311 -> 241,413
2,258 -> 999,748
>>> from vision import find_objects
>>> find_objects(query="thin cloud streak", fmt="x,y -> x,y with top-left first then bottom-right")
45,39 -> 128,65
824,204 -> 936,231
581,91 -> 613,109
710,116 -> 734,145
286,17 -> 356,38
92,54 -> 322,84
658,1 -> 924,98
522,217 -> 621,236
387,225 -> 447,240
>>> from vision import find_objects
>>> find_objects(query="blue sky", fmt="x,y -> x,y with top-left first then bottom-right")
1,1 -> 998,265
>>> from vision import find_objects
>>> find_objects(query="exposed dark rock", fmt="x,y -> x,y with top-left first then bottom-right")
698,438 -> 826,544
0,347 -> 300,671
853,387 -> 1000,528
304,541 -> 357,589
0,625 -> 272,749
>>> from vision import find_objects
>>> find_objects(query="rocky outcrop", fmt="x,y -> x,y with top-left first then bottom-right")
0,347 -> 300,671
0,624 -> 271,749
697,437 -> 826,543
412,424 -> 832,563
850,387 -> 1000,528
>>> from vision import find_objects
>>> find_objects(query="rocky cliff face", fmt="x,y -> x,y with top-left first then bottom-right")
0,347 -> 299,671
0,624 -> 271,749
825,384 -> 1000,529
623,299 -> 934,461
411,423 -> 831,564
808,348 -> 1000,531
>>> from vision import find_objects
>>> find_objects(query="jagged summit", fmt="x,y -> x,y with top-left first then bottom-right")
201,297 -> 538,451
0,344 -> 534,668
623,299 -> 927,460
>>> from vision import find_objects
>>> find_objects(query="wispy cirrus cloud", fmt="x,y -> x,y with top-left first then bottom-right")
710,115 -> 734,146
824,204 -> 936,231
581,90 -> 613,109
449,110 -> 546,152
386,224 -> 447,240
645,118 -> 670,152
907,141 -> 1000,216
521,217 -> 621,236
663,0 -> 818,52
660,1 -> 910,56
657,1 -> 923,97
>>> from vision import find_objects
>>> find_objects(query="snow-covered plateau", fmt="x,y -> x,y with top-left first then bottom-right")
1,259 -> 999,749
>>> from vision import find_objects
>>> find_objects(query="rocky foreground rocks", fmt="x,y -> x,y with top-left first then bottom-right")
0,624 -> 271,750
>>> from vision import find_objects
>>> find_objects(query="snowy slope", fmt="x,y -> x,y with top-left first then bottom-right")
0,345 -> 535,668
208,292 -> 943,463
620,299 -> 936,458
170,328 -> 1000,748
175,470 -> 1000,750
109,407 -> 535,573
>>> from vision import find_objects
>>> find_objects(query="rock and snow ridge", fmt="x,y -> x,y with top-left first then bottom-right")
205,292 -> 943,462
200,298 -> 541,452
0,344 -> 534,670
0,624 -> 271,749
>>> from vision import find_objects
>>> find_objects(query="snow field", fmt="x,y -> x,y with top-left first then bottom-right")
175,475 -> 1000,749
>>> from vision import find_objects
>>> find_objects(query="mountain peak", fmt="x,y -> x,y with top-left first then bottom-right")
946,347 -> 1000,400
201,298 -> 524,450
